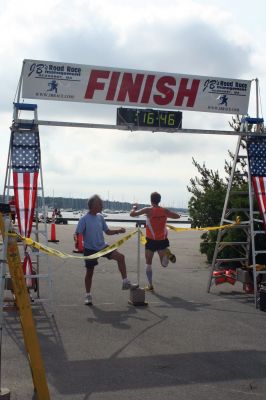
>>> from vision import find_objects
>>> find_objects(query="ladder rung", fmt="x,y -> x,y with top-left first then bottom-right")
12,126 -> 38,133
255,250 -> 266,254
237,155 -> 247,159
226,208 -> 250,212
14,103 -> 37,111
243,117 -> 264,124
230,191 -> 249,195
216,258 -> 248,262
5,186 -> 43,190
227,225 -> 249,229
218,242 -> 248,246
220,221 -> 249,226
14,122 -> 36,129
222,219 -> 250,225
254,231 -> 266,235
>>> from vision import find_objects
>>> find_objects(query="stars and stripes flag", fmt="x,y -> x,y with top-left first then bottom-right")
247,137 -> 266,229
11,128 -> 40,287
11,128 -> 40,237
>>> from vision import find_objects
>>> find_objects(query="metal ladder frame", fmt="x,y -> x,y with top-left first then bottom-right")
2,103 -> 53,312
207,118 -> 266,307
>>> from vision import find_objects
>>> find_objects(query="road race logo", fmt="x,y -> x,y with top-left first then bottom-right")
26,62 -> 81,100
203,79 -> 248,113
27,62 -> 81,80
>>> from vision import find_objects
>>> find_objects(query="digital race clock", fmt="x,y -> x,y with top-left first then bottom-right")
116,108 -> 182,129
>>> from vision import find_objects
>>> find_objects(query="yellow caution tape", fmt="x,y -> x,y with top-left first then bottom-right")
8,215 -> 241,256
255,264 -> 266,271
10,229 -> 138,260
0,214 -> 51,399
166,217 -> 241,233
138,218 -> 241,244
139,230 -> 147,245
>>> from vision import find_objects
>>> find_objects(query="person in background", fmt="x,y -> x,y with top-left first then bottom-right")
130,192 -> 180,291
74,194 -> 138,305
9,196 -> 16,224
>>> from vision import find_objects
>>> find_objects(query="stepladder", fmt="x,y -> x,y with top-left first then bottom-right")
3,102 -> 53,312
207,117 -> 266,307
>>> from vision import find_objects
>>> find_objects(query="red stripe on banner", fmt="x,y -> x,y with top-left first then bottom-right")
13,171 -> 39,237
28,173 -> 38,237
23,173 -> 30,236
252,176 -> 266,229
13,172 -> 22,234
260,177 -> 266,214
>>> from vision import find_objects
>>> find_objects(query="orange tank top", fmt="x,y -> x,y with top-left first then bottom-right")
146,207 -> 167,240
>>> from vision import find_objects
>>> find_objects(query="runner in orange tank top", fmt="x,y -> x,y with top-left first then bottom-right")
130,192 -> 180,291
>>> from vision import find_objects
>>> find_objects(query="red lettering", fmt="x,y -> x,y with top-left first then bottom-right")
140,75 -> 155,103
175,78 -> 200,107
106,71 -> 120,100
153,76 -> 175,105
84,70 -> 110,99
117,73 -> 144,102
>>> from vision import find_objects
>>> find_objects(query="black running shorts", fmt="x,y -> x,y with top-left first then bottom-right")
84,248 -> 114,268
145,238 -> 169,252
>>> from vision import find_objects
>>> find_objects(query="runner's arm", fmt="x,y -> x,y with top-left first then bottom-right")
130,206 -> 150,217
165,209 -> 181,219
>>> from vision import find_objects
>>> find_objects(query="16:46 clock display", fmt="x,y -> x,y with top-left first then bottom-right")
117,108 -> 182,128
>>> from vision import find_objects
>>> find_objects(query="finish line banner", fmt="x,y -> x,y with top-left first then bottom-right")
21,59 -> 251,115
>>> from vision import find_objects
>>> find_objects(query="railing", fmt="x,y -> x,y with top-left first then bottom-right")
53,217 -> 191,226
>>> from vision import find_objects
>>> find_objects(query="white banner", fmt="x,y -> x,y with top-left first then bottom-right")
21,59 -> 251,115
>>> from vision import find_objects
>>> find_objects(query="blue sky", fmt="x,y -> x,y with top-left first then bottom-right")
0,0 -> 265,207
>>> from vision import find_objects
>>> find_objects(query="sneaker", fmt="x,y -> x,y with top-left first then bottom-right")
161,255 -> 169,268
84,294 -> 92,305
166,248 -> 176,263
144,284 -> 154,292
122,281 -> 139,290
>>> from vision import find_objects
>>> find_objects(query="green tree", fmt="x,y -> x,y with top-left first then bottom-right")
187,158 -> 226,228
187,150 -> 250,263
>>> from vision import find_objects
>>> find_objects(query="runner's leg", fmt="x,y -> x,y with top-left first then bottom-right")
145,249 -> 154,286
109,250 -> 127,279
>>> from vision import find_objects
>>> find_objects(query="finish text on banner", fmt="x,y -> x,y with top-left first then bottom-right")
22,59 -> 251,115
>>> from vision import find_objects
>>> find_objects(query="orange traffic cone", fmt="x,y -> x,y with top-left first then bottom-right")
73,233 -> 83,253
48,222 -> 59,243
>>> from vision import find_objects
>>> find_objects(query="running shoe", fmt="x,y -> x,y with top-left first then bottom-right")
166,248 -> 176,263
144,284 -> 154,292
84,294 -> 93,305
122,281 -> 139,290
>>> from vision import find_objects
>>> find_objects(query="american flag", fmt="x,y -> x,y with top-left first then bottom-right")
247,137 -> 266,228
11,129 -> 40,237
11,128 -> 40,287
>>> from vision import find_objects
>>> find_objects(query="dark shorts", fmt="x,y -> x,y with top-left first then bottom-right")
84,247 -> 114,268
145,238 -> 170,252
